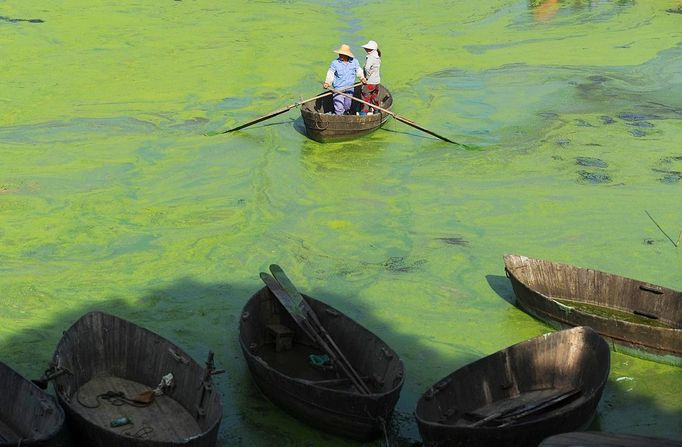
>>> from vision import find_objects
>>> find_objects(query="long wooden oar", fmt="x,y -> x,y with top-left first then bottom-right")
327,87 -> 465,146
261,267 -> 371,394
260,272 -> 371,394
269,265 -> 371,394
219,83 -> 362,134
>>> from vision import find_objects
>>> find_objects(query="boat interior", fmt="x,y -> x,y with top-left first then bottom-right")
240,287 -> 404,395
52,312 -> 221,443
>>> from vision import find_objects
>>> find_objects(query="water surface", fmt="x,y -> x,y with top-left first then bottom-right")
1,0 -> 681,444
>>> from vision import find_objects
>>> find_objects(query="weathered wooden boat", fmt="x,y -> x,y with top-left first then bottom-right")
300,84 -> 393,142
504,254 -> 682,365
415,326 -> 610,447
540,431 -> 682,447
239,285 -> 405,440
0,361 -> 65,446
50,311 -> 222,447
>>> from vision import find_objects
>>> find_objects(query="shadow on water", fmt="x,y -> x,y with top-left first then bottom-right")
485,274 -> 516,305
0,278 -> 481,446
3,277 -> 679,445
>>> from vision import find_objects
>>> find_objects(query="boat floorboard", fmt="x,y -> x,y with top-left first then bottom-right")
455,388 -> 570,426
0,417 -> 21,443
257,342 -> 356,390
73,376 -> 201,442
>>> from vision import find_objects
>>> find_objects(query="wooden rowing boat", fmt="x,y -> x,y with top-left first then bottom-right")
540,431 -> 682,446
300,84 -> 393,142
0,361 -> 65,446
503,254 -> 682,365
239,286 -> 405,440
415,326 -> 610,447
50,312 -> 222,447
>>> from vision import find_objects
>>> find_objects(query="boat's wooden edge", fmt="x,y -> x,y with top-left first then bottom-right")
540,431 -> 682,447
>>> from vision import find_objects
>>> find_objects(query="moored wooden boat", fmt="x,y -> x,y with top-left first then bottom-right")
540,431 -> 682,446
300,84 -> 393,142
0,361 -> 65,447
415,326 -> 610,447
239,286 -> 405,440
50,312 -> 222,447
503,254 -> 682,365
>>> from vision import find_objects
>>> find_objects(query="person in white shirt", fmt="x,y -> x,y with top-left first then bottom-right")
360,40 -> 381,115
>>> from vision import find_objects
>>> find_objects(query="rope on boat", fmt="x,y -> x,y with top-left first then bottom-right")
124,425 -> 154,439
76,373 -> 175,409
379,417 -> 391,447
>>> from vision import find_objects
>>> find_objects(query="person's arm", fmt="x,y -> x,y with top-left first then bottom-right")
355,62 -> 367,84
323,69 -> 334,89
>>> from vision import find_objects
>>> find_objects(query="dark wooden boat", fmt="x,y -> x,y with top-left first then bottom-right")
239,286 -> 405,440
300,84 -> 393,142
415,326 -> 610,447
50,311 -> 222,447
0,361 -> 65,446
504,254 -> 682,365
540,431 -> 682,446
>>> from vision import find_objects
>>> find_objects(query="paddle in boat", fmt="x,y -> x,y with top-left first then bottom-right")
415,326 -> 610,447
48,311 -> 223,447
0,361 -> 65,446
503,254 -> 682,366
239,265 -> 405,441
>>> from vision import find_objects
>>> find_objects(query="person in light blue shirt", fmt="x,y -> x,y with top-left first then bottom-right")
323,44 -> 366,115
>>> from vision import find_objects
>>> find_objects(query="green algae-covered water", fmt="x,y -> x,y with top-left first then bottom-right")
1,0 -> 681,444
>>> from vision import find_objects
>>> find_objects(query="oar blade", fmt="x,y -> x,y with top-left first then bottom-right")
260,272 -> 307,324
269,264 -> 311,317
221,106 -> 294,134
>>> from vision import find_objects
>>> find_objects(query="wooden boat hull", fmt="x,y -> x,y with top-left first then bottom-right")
504,254 -> 682,365
416,327 -> 610,447
239,286 -> 404,441
0,361 -> 65,447
300,84 -> 393,142
51,312 -> 222,447
540,431 -> 682,446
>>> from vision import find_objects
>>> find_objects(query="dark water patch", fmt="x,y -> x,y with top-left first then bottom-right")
600,115 -> 615,124
626,121 -> 654,128
644,239 -> 656,245
555,138 -> 570,147
575,119 -> 593,127
660,174 -> 681,184
576,157 -> 608,168
585,143 -> 602,147
435,236 -> 469,247
630,129 -> 646,137
578,170 -> 611,184
587,75 -> 610,83
618,112 -> 661,121
383,256 -> 427,273
539,112 -> 559,120
0,16 -> 44,23
666,7 -> 682,14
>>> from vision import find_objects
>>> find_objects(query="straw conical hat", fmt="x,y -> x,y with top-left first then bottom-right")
333,44 -> 354,58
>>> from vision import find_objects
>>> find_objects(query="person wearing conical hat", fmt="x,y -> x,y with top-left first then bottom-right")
360,40 -> 382,115
323,44 -> 366,115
